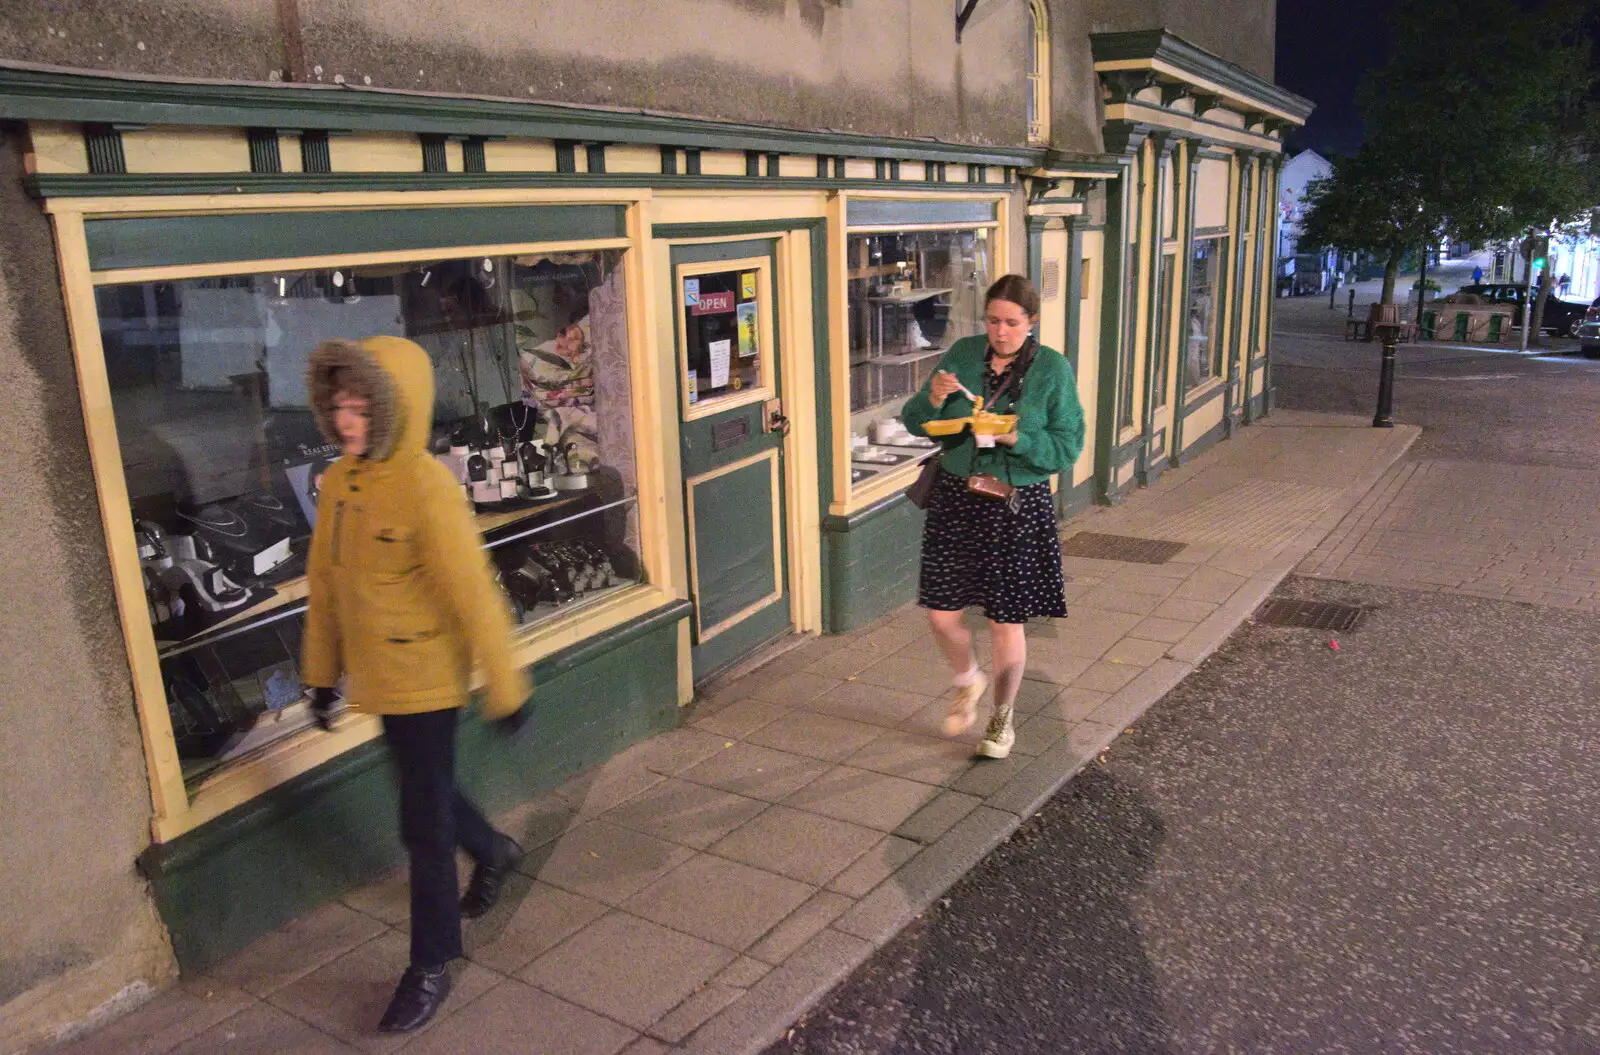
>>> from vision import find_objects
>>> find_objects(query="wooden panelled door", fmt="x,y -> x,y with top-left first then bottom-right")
670,238 -> 793,683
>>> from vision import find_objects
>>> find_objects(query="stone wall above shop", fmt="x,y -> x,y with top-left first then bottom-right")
1081,0 -> 1276,81
0,0 -> 1034,150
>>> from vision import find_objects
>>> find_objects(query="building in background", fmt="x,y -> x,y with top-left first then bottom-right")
1275,148 -> 1340,295
0,3 -> 1307,1046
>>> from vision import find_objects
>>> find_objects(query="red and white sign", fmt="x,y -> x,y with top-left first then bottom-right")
691,291 -> 736,315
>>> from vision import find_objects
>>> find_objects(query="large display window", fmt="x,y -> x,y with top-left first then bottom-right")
1185,236 -> 1227,390
844,227 -> 992,489
97,248 -> 643,786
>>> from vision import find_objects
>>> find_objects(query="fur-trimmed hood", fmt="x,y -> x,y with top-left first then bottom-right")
307,336 -> 435,462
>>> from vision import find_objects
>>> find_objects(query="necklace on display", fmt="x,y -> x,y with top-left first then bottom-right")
509,400 -> 531,436
178,508 -> 248,538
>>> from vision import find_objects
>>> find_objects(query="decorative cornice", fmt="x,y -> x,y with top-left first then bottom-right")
1103,120 -> 1156,157
1090,30 -> 1314,123
1102,69 -> 1160,106
0,60 -> 1046,168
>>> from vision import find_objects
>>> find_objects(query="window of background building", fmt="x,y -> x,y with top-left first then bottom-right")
846,227 -> 991,487
99,249 -> 642,785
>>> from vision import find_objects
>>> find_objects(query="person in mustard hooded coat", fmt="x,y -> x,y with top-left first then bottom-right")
302,335 -> 531,1033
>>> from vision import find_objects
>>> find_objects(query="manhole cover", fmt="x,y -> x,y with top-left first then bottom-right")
1060,532 -> 1188,565
1254,599 -> 1364,632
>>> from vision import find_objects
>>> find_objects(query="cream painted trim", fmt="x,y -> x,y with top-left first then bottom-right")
775,227 -> 823,635
90,237 -> 634,286
24,121 -> 87,175
685,448 -> 784,641
1104,102 -> 1282,152
676,619 -> 694,706
833,456 -> 926,517
1094,57 -> 1307,124
1185,376 -> 1223,404
42,185 -> 651,218
1028,0 -> 1051,145
624,201 -> 678,613
674,254 -> 777,421
826,191 -> 853,509
50,209 -> 189,837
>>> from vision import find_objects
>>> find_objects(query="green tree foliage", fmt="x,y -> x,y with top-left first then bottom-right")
1296,0 -> 1597,314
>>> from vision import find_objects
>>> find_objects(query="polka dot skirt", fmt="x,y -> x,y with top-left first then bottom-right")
917,468 -> 1068,624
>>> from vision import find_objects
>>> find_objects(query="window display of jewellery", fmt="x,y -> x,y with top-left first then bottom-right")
153,488 -> 641,785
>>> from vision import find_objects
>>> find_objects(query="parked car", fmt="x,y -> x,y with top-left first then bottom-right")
1578,301 -> 1600,359
1452,284 -> 1593,337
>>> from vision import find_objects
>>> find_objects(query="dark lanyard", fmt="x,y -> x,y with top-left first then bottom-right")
982,338 -> 1035,413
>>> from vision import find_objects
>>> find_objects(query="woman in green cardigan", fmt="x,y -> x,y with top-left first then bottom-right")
900,275 -> 1085,759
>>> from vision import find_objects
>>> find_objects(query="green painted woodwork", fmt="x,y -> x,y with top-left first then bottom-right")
0,66 -> 1044,168
1170,143 -> 1202,457
31,171 -> 988,200
1225,157 -> 1253,438
1063,216 -> 1085,373
650,217 -> 833,509
1094,163 -> 1129,505
1026,215 -> 1047,299
669,238 -> 792,683
845,199 -> 997,228
822,493 -> 924,633
1055,476 -> 1095,521
1088,31 -> 1314,121
138,601 -> 689,974
1137,141 -> 1173,487
246,129 -> 280,174
83,203 -> 627,271
692,458 -> 779,630
83,124 -> 126,175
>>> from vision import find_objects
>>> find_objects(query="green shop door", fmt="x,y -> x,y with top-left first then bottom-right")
671,240 -> 792,683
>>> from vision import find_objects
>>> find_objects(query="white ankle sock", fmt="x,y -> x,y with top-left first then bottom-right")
952,664 -> 980,688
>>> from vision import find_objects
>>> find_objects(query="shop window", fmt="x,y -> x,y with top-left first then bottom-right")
846,227 -> 991,487
1187,237 -> 1227,389
99,250 -> 642,786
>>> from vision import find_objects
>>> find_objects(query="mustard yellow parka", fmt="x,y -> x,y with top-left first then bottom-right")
301,336 -> 529,718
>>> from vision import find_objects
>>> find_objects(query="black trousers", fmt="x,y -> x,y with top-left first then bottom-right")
381,709 -> 497,968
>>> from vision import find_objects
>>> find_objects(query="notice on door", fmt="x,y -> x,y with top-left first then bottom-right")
709,338 -> 732,389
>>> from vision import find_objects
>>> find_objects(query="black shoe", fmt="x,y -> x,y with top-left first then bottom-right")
460,833 -> 523,919
377,964 -> 451,1033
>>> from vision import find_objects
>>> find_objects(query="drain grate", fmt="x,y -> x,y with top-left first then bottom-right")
1254,599 -> 1365,632
1060,532 -> 1188,565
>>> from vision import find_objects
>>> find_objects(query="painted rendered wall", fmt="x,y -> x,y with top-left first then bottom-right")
0,0 -> 1033,149
0,129 -> 175,1054
1082,0 -> 1275,81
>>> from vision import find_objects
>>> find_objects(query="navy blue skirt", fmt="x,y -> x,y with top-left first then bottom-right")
917,468 -> 1068,624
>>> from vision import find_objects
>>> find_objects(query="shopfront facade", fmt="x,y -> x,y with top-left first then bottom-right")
0,3 -> 1306,1046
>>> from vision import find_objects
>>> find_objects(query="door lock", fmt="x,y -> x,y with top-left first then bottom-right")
764,398 -> 791,436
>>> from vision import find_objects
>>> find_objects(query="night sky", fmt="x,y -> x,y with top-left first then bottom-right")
1275,0 -> 1391,159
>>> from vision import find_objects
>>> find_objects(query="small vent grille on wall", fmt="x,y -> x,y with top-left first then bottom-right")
1041,259 -> 1061,300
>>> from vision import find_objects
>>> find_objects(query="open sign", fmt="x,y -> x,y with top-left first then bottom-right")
691,291 -> 736,315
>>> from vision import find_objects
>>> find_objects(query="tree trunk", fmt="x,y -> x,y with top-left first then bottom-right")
1529,273 -> 1556,346
1380,246 -> 1404,306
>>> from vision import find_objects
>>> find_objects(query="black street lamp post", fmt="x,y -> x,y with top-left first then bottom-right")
1373,324 -> 1398,427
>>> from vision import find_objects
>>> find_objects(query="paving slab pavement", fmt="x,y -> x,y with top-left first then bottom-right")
49,411 -> 1417,1055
